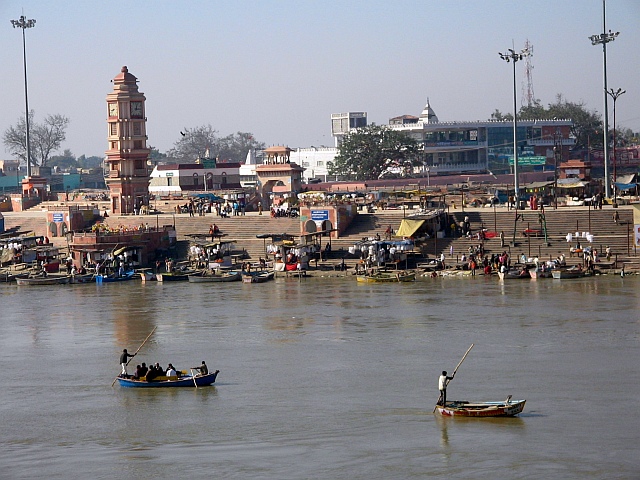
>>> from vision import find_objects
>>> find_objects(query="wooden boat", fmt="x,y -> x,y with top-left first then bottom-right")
552,267 -> 586,279
188,270 -> 242,283
156,271 -> 194,282
356,270 -> 416,283
96,270 -> 136,283
117,370 -> 220,388
139,270 -> 157,282
435,397 -> 526,417
70,273 -> 96,284
242,270 -> 275,283
498,269 -> 531,280
529,268 -> 553,279
16,273 -> 70,285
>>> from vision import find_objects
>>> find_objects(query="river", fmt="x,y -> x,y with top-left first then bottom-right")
0,274 -> 638,479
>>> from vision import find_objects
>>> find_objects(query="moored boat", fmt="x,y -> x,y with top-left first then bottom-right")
435,397 -> 526,417
16,273 -> 70,285
117,370 -> 220,388
551,267 -> 586,279
70,273 -> 96,284
156,271 -> 194,282
356,270 -> 416,283
188,270 -> 242,283
96,270 -> 136,283
242,270 -> 275,283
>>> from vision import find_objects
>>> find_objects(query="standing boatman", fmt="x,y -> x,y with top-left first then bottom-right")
438,370 -> 454,406
119,349 -> 136,377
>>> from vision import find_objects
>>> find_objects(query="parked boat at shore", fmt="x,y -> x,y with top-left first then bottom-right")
242,270 -> 274,283
552,267 -> 587,279
356,270 -> 416,283
16,273 -> 70,286
156,270 -> 194,282
188,270 -> 242,283
96,270 -> 136,283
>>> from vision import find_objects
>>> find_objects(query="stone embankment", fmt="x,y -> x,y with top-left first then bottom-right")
3,200 -> 638,275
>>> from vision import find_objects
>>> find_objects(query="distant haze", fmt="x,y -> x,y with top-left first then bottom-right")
1,0 -> 639,160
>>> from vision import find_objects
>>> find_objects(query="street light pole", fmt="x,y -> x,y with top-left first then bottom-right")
606,87 -> 625,205
11,15 -> 36,179
589,0 -> 619,200
499,45 -> 531,207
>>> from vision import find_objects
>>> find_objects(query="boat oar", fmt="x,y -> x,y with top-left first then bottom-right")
190,368 -> 198,389
111,326 -> 157,387
433,344 -> 474,412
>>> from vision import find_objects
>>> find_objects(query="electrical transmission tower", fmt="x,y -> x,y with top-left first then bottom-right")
521,39 -> 535,107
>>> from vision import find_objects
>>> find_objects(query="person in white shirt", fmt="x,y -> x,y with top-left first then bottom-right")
165,364 -> 177,378
438,371 -> 454,406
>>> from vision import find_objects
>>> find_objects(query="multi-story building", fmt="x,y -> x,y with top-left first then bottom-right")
328,101 -> 574,179
385,100 -> 574,176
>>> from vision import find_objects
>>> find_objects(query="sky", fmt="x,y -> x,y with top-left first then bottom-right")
1,0 -> 639,161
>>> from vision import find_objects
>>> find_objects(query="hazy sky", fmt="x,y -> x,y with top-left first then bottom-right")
1,0 -> 639,160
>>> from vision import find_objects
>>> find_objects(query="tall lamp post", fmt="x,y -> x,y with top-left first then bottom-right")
10,15 -> 36,179
606,87 -> 625,205
589,0 -> 619,200
499,46 -> 531,207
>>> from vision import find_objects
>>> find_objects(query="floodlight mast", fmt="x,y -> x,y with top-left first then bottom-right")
11,15 -> 37,179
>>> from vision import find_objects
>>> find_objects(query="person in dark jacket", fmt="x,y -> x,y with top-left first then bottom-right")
119,349 -> 136,376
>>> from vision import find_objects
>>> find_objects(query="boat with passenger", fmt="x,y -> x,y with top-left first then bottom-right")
117,369 -> 220,388
435,396 -> 526,417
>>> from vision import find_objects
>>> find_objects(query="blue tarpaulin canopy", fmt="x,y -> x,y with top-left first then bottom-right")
614,182 -> 637,191
189,192 -> 222,201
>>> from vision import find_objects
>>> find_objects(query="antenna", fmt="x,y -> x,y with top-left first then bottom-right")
521,39 -> 535,107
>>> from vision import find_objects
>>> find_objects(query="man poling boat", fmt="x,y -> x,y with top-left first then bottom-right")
433,344 -> 526,417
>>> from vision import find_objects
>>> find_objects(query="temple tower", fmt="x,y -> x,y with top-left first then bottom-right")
104,66 -> 150,215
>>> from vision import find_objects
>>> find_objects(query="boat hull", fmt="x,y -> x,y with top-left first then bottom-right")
96,271 -> 136,283
552,269 -> 585,279
188,271 -> 241,283
435,399 -> 526,417
16,275 -> 70,285
357,272 -> 415,283
156,272 -> 191,282
117,370 -> 219,388
242,271 -> 274,283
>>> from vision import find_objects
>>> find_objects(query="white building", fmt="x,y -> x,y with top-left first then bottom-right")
149,162 -> 241,196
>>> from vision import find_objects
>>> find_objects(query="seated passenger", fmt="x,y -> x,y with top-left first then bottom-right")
194,361 -> 208,376
133,365 -> 143,379
139,362 -> 148,378
166,364 -> 177,378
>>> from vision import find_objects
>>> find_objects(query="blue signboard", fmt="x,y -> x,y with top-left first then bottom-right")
52,213 -> 64,223
311,210 -> 329,221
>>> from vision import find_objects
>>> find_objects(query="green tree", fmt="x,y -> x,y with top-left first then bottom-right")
76,155 -> 104,169
490,109 -> 513,122
217,132 -> 266,163
149,146 -> 167,164
328,124 -> 421,181
48,149 -> 77,169
2,111 -> 70,167
518,95 -> 603,150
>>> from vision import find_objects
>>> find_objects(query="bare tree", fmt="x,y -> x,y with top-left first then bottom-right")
166,126 -> 265,164
167,125 -> 219,163
2,111 -> 70,167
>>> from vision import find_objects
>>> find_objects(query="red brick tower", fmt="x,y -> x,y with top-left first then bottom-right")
104,66 -> 150,215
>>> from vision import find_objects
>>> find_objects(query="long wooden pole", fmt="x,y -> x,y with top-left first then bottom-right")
111,326 -> 157,387
452,344 -> 474,378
